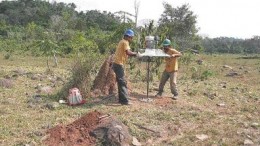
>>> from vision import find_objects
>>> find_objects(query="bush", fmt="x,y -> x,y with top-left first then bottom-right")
57,52 -> 102,99
4,53 -> 11,59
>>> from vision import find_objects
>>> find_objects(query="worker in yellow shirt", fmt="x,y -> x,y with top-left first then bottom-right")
155,39 -> 182,100
112,29 -> 140,105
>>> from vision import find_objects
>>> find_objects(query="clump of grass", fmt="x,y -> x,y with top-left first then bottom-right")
191,66 -> 215,81
187,89 -> 199,96
4,53 -> 11,60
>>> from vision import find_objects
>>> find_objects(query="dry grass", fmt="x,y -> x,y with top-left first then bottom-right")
0,53 -> 259,146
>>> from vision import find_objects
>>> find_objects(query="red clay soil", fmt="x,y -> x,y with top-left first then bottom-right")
44,111 -> 102,146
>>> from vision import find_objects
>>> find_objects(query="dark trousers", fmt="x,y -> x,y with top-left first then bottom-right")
112,63 -> 129,103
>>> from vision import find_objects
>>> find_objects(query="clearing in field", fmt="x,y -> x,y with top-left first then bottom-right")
0,53 -> 259,146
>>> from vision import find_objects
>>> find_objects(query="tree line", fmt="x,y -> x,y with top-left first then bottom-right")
202,36 -> 260,54
0,0 -> 259,58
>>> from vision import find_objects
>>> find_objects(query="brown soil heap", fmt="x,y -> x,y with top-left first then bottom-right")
44,111 -> 132,146
91,54 -> 134,98
92,55 -> 117,96
44,111 -> 102,146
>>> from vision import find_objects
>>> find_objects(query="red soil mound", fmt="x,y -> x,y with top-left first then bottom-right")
44,111 -> 102,146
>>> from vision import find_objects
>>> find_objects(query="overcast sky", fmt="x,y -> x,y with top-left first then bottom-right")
47,0 -> 260,38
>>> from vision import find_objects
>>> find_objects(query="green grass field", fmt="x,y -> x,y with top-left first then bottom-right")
0,53 -> 259,146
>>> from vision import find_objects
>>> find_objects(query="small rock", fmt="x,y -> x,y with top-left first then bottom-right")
33,95 -> 42,102
139,98 -> 154,103
35,84 -> 42,89
29,141 -> 37,146
244,139 -> 254,145
226,72 -> 239,77
196,134 -> 209,141
41,134 -> 50,142
13,68 -> 27,75
37,86 -> 53,94
146,139 -> 153,145
132,137 -> 142,146
217,103 -> 225,107
0,78 -> 13,88
45,102 -> 59,110
204,92 -> 217,100
197,59 -> 203,65
223,65 -> 232,69
251,122 -> 259,128
49,77 -> 56,83
33,131 -> 43,137
27,102 -> 36,108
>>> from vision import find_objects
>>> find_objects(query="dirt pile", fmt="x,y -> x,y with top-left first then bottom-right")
92,55 -> 117,97
44,111 -> 132,146
44,111 -> 101,146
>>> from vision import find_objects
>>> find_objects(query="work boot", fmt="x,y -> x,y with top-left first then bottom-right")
155,92 -> 162,97
120,101 -> 133,105
172,92 -> 179,100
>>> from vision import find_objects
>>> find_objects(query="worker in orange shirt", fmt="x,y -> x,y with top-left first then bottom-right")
112,29 -> 140,105
155,39 -> 182,100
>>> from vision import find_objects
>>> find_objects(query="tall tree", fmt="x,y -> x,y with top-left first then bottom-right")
158,3 -> 199,50
85,10 -> 121,31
